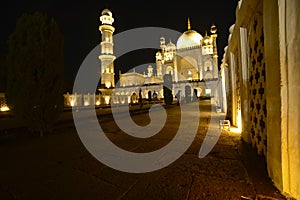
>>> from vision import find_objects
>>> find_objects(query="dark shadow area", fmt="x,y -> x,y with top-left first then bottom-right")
235,139 -> 286,199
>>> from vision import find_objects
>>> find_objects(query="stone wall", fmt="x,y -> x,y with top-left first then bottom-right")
248,11 -> 267,156
222,0 -> 300,198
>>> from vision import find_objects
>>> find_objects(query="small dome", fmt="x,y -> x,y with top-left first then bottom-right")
229,24 -> 235,34
167,40 -> 175,46
102,9 -> 112,17
176,30 -> 203,49
210,24 -> 217,34
166,41 -> 176,50
224,46 -> 228,52
228,34 -> 232,43
156,51 -> 162,60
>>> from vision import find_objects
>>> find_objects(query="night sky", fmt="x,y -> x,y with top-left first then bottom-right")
1,0 -> 239,86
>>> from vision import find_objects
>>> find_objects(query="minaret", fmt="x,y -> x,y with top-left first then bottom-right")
210,24 -> 219,78
156,37 -> 166,79
147,65 -> 153,77
160,36 -> 166,52
99,9 -> 115,88
156,52 -> 163,78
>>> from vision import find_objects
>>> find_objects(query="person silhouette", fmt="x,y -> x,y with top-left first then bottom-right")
138,88 -> 142,109
175,90 -> 181,105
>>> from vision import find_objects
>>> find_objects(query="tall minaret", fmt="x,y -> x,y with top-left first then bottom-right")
99,9 -> 115,88
210,24 -> 219,78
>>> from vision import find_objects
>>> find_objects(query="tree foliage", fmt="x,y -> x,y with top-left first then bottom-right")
6,12 -> 64,136
0,57 -> 7,92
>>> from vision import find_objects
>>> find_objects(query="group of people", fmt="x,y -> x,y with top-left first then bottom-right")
130,89 -> 159,108
147,90 -> 158,104
130,89 -> 198,107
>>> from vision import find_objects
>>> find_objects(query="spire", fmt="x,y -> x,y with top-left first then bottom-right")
188,17 -> 191,30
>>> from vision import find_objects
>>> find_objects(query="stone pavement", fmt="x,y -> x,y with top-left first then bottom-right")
0,101 -> 286,200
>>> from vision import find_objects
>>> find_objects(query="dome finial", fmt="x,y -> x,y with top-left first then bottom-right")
188,17 -> 191,30
210,24 -> 217,34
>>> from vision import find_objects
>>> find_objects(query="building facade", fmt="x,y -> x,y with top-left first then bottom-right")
98,9 -> 221,105
117,18 -> 219,87
221,0 -> 300,199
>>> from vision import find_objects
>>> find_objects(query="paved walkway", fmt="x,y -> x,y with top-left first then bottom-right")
0,101 -> 286,200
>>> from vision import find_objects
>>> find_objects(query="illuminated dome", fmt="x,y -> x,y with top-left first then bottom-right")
176,30 -> 203,49
102,9 -> 112,17
166,41 -> 176,51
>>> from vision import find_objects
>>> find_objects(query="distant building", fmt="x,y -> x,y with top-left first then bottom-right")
98,9 -> 221,105
64,9 -> 222,107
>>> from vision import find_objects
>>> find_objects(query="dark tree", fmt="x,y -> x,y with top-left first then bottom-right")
163,74 -> 173,106
6,12 -> 64,136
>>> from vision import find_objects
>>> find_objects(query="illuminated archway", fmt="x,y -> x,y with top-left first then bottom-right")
179,56 -> 198,80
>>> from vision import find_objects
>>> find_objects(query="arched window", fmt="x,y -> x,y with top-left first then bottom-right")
166,66 -> 173,75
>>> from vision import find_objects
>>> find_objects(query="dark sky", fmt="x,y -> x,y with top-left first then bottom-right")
1,0 -> 239,81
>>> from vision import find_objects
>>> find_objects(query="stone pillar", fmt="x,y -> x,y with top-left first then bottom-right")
264,0 -> 283,191
229,52 -> 238,127
220,66 -> 228,113
239,27 -> 251,143
265,0 -> 300,198
278,0 -> 300,198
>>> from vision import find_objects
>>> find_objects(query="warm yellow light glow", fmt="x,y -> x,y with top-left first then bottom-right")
229,127 -> 241,134
113,100 -> 119,104
84,100 -> 90,106
70,100 -> 75,107
229,110 -> 242,134
0,105 -> 10,112
237,109 -> 242,132
104,96 -> 110,104
105,82 -> 111,88
95,101 -> 100,106
205,89 -> 211,95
